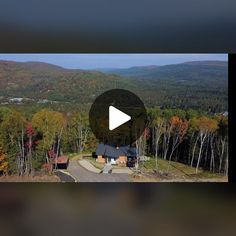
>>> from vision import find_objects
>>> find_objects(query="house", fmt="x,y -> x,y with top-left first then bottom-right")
96,143 -> 137,166
222,111 -> 228,117
9,97 -> 24,103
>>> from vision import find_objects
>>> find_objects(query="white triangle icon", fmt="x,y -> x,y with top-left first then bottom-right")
109,106 -> 131,131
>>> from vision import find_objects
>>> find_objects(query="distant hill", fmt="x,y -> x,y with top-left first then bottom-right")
0,60 -> 228,112
98,61 -> 227,81
0,60 -> 136,104
0,60 -> 65,72
183,60 -> 227,66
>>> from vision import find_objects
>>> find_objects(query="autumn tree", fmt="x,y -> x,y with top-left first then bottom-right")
162,119 -> 173,160
32,109 -> 64,169
168,116 -> 188,162
70,113 -> 89,153
208,120 -> 218,173
189,117 -> 200,167
194,117 -> 218,174
135,127 -> 150,170
0,147 -> 8,175
0,110 -> 26,175
0,107 -> 12,123
152,117 -> 165,170
25,123 -> 36,175
217,116 -> 228,174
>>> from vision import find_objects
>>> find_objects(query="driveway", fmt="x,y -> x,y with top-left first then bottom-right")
67,159 -> 131,182
54,170 -> 76,182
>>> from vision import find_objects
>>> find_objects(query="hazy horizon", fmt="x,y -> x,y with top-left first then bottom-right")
0,54 -> 227,69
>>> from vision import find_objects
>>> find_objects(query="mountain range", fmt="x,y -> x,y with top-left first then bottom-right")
98,60 -> 227,79
0,60 -> 228,112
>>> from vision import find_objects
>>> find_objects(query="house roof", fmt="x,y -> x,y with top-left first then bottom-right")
96,144 -> 137,158
52,156 -> 69,164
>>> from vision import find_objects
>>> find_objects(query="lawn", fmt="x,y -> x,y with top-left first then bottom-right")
136,157 -> 227,182
84,156 -> 105,170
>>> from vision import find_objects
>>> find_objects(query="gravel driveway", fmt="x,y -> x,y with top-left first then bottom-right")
67,159 -> 131,182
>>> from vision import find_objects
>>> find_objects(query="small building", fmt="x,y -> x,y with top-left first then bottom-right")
52,156 -> 69,169
9,97 -> 24,103
96,143 -> 137,166
222,111 -> 228,117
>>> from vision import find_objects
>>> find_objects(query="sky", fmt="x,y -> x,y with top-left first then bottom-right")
0,54 -> 227,69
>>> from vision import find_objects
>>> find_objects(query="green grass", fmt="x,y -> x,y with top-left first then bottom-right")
67,153 -> 79,159
84,156 -> 104,170
67,152 -> 104,170
142,157 -> 226,180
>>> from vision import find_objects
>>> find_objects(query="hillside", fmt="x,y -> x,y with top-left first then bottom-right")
0,60 -> 136,104
0,60 -> 228,112
99,61 -> 227,80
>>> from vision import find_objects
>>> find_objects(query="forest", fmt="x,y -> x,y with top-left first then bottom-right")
0,60 -> 228,112
0,60 -> 228,179
0,106 -> 228,176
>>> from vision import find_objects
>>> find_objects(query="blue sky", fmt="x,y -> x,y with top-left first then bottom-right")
0,54 -> 227,69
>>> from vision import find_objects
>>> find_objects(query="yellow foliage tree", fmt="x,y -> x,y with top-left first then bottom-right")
194,116 -> 218,173
0,147 -> 8,175
32,109 -> 65,168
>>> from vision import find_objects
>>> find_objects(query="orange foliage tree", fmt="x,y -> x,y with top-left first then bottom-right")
0,147 -> 8,175
194,116 -> 218,174
169,116 -> 189,161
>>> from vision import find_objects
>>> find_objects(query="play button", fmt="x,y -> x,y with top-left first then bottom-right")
109,106 -> 131,131
89,89 -> 147,146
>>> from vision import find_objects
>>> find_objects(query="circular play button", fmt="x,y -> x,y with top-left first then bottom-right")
89,89 -> 147,146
